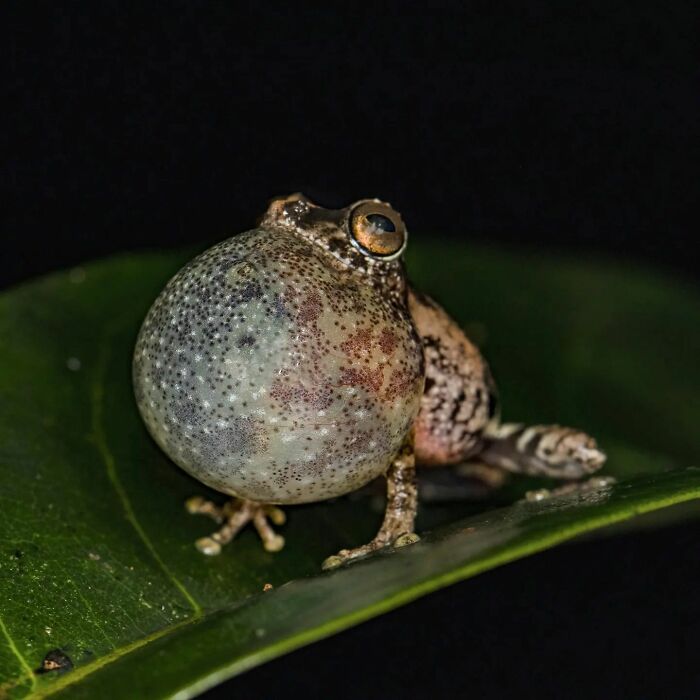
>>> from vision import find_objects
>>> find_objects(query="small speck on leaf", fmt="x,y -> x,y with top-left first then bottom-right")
36,649 -> 73,675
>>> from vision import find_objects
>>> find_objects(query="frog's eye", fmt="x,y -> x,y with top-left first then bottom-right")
348,202 -> 407,260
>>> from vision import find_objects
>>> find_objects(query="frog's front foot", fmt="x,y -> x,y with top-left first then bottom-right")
323,441 -> 420,570
322,531 -> 420,570
185,496 -> 286,555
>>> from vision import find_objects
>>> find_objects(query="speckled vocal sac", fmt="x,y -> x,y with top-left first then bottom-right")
133,194 -> 607,569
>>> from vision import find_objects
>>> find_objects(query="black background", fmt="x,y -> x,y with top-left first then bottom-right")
3,3 -> 698,699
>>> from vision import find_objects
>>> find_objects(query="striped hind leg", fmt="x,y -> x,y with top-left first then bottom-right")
478,423 -> 607,479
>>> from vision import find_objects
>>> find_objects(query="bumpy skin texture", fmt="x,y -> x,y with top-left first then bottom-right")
408,289 -> 497,466
133,220 -> 423,504
133,193 -> 607,566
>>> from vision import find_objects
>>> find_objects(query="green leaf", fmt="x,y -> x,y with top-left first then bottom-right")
0,243 -> 698,699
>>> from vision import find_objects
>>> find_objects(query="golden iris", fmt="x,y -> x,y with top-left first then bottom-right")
349,202 -> 406,258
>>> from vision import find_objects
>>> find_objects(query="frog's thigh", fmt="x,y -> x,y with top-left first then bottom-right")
322,442 -> 419,570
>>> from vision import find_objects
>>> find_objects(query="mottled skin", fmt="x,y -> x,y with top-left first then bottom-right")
133,194 -> 607,567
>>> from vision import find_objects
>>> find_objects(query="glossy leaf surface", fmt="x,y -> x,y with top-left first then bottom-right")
0,243 -> 698,698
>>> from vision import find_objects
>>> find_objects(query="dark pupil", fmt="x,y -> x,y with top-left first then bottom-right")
365,213 -> 396,233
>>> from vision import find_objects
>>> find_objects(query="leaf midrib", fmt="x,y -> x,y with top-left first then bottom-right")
33,617 -> 197,699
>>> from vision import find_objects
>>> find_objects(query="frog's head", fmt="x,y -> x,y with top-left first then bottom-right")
260,194 -> 409,279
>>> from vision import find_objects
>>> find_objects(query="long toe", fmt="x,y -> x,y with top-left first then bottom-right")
195,536 -> 222,556
263,534 -> 285,552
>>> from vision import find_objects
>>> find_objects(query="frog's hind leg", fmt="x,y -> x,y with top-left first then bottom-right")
322,441 -> 419,570
185,496 -> 286,555
479,423 -> 607,480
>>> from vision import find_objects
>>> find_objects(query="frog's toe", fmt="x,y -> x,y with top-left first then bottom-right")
264,505 -> 287,526
195,536 -> 223,556
394,532 -> 420,548
262,534 -> 285,553
185,495 -> 225,523
321,544 -> 377,570
321,554 -> 345,571
252,509 -> 286,552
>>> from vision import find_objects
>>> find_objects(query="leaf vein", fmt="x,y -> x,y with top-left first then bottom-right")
90,335 -> 202,617
0,613 -> 36,694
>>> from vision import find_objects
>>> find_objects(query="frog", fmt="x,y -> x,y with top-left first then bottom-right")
132,194 -> 607,570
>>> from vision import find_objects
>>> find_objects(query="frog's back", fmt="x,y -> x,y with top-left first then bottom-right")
133,228 -> 423,504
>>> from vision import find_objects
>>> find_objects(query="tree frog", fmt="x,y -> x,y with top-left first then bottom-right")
133,195 -> 606,569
